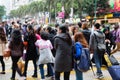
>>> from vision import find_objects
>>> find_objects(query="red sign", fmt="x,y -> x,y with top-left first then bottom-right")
114,0 -> 120,11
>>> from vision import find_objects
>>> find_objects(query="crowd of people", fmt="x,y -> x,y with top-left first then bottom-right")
0,20 -> 120,80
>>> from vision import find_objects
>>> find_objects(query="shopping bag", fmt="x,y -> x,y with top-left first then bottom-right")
17,61 -> 25,74
3,48 -> 11,60
109,55 -> 119,65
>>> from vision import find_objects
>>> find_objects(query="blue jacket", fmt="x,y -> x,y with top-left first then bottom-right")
75,42 -> 82,59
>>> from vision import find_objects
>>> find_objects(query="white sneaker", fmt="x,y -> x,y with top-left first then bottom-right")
97,73 -> 104,79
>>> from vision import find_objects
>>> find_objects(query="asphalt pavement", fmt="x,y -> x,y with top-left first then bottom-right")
0,51 -> 120,80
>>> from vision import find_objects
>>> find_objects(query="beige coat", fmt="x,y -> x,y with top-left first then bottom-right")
0,39 -> 6,56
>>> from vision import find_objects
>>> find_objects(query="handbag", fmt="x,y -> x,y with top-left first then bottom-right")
3,48 -> 11,57
109,55 -> 119,65
17,60 -> 25,74
94,33 -> 106,54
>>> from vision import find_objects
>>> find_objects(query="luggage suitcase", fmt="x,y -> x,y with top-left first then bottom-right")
108,65 -> 120,80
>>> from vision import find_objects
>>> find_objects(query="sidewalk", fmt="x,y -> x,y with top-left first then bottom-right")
0,51 -> 120,80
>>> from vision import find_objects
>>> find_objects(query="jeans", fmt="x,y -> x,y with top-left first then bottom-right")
0,56 -> 5,72
75,69 -> 83,80
55,71 -> 70,80
93,51 -> 103,74
39,63 -> 54,79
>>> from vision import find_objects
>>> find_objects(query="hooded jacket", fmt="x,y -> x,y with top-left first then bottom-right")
89,30 -> 105,51
54,33 -> 73,72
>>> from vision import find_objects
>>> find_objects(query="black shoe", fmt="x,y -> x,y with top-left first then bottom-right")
10,77 -> 15,80
32,74 -> 37,78
0,72 -> 5,74
22,73 -> 26,77
45,74 -> 51,77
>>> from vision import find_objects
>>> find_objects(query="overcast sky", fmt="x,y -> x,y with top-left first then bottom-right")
0,0 -> 12,15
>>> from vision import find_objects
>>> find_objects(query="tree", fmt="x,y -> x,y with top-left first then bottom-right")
96,0 -> 111,16
9,0 -> 111,20
82,0 -> 111,17
0,6 -> 6,21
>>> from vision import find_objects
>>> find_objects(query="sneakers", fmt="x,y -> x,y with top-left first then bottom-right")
0,71 -> 5,74
97,73 -> 104,79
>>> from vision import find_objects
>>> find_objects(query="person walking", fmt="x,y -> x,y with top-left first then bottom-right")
54,24 -> 73,80
23,25 -> 38,78
73,32 -> 89,80
89,23 -> 105,79
8,29 -> 24,80
0,27 -> 7,74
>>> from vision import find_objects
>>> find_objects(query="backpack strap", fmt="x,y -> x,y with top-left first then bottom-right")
94,33 -> 99,47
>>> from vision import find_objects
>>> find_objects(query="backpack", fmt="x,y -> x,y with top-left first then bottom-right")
75,42 -> 91,72
94,33 -> 106,54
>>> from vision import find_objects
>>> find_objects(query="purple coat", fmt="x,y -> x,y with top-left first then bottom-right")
116,28 -> 120,43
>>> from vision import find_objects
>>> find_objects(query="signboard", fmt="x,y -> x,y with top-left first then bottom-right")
114,0 -> 120,11
109,0 -> 120,11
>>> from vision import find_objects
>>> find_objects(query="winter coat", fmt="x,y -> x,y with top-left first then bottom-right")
81,29 -> 91,44
116,28 -> 120,43
35,39 -> 54,65
24,33 -> 38,60
54,33 -> 72,72
9,42 -> 24,57
48,33 -> 56,57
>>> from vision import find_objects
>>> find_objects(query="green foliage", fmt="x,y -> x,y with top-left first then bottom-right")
9,0 -> 111,19
0,6 -> 6,19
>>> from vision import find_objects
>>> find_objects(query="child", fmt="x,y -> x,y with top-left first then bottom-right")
35,31 -> 54,80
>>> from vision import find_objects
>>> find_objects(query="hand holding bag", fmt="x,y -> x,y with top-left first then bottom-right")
3,48 -> 11,57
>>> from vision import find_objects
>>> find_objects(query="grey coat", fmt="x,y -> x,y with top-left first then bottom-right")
89,30 -> 105,51
54,33 -> 72,72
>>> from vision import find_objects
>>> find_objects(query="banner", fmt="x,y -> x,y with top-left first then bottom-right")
109,0 -> 114,9
114,0 -> 120,11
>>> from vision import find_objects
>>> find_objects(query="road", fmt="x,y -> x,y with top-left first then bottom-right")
0,51 -> 120,80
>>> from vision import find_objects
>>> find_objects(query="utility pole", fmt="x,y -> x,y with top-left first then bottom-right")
94,0 -> 97,22
92,0 -> 97,33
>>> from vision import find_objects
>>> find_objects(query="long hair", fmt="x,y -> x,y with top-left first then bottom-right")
27,25 -> 36,42
36,26 -> 42,35
0,27 -> 7,43
11,29 -> 22,45
74,32 -> 88,48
